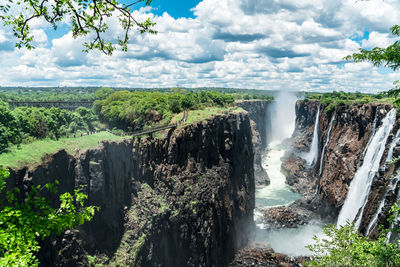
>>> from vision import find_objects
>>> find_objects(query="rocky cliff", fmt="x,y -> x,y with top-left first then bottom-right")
8,111 -> 255,266
283,100 -> 400,229
237,100 -> 270,187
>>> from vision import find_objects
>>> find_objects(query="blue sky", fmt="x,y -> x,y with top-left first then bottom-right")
45,0 -> 202,43
133,0 -> 202,18
0,0 -> 400,92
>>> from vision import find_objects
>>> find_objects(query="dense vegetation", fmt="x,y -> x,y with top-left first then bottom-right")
0,87 -> 99,102
0,86 -> 274,102
305,91 -> 394,115
308,201 -> 400,267
93,89 -> 236,130
0,101 -> 100,154
307,223 -> 400,266
0,87 -> 273,155
0,168 -> 97,266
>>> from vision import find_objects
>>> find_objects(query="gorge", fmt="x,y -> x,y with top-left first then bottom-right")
5,95 -> 400,266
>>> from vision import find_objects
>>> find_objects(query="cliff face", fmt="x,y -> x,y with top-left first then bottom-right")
283,100 -> 399,226
8,112 -> 255,266
237,100 -> 270,187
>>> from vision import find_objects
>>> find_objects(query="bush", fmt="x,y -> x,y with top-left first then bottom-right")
307,223 -> 400,267
0,168 -> 98,266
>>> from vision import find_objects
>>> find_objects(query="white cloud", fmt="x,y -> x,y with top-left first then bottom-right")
0,0 -> 400,93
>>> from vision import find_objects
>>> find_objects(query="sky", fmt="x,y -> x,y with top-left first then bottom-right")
0,0 -> 400,93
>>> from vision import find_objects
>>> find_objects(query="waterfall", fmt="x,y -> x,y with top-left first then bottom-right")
387,185 -> 400,242
304,106 -> 320,166
386,129 -> 400,163
365,175 -> 400,236
319,113 -> 335,176
359,110 -> 379,164
337,108 -> 397,228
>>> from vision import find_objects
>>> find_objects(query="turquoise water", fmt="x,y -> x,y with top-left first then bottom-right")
254,143 -> 324,256
256,187 -> 303,208
255,143 -> 303,209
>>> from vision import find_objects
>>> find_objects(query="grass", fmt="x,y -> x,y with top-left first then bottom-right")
0,131 -> 126,169
170,106 -> 245,125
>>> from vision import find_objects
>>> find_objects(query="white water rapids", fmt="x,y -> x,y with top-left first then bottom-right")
255,94 -> 324,257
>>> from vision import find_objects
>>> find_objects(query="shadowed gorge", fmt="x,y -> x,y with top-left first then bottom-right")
3,96 -> 400,266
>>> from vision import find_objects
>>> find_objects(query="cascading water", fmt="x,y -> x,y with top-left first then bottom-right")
255,94 -> 324,256
387,185 -> 400,242
386,129 -> 400,163
359,110 -> 379,164
303,106 -> 320,166
337,108 -> 397,228
319,113 -> 335,177
366,175 -> 400,236
255,91 -> 301,211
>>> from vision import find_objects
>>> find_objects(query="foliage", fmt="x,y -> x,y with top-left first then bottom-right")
0,100 -> 101,154
93,90 -> 236,130
345,25 -> 400,107
0,168 -> 98,266
307,223 -> 400,267
0,87 -> 272,154
0,86 -> 275,102
0,0 -> 156,55
0,131 -> 124,168
345,25 -> 400,71
305,91 -> 395,115
0,87 -> 99,102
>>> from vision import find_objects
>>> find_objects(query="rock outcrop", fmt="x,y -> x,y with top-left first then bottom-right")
284,100 -> 400,231
237,100 -> 270,187
8,112 -> 255,266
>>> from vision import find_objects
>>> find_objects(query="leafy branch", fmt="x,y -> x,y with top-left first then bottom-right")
0,167 -> 99,266
344,26 -> 400,71
0,0 -> 157,55
344,25 -> 400,106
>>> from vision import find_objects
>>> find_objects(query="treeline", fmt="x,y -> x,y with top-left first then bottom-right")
305,91 -> 392,115
0,102 -> 100,153
0,87 -> 99,102
93,89 -> 235,130
305,91 -> 387,102
0,87 -> 273,154
0,86 -> 275,102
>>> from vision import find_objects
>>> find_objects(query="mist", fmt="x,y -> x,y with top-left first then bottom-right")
267,90 -> 298,144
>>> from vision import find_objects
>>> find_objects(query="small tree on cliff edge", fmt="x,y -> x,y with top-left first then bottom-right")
345,25 -> 400,105
0,167 -> 99,266
0,0 -> 157,55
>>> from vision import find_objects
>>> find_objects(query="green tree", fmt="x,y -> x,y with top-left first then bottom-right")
0,101 -> 21,152
0,0 -> 157,55
0,167 -> 98,266
95,87 -> 115,100
345,25 -> 400,105
307,223 -> 400,266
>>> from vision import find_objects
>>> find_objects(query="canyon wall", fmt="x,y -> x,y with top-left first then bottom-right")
8,111 -> 256,266
237,100 -> 270,187
284,100 -> 400,234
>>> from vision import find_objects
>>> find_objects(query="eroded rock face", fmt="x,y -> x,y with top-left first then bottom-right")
230,247 -> 305,267
237,100 -> 270,187
8,112 -> 255,267
261,206 -> 312,229
285,100 -> 394,219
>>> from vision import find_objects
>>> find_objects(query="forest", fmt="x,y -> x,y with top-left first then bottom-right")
0,87 -> 273,154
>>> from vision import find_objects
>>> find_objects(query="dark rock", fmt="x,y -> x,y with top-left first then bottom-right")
230,247 -> 304,267
8,112 -> 256,267
237,100 -> 271,187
